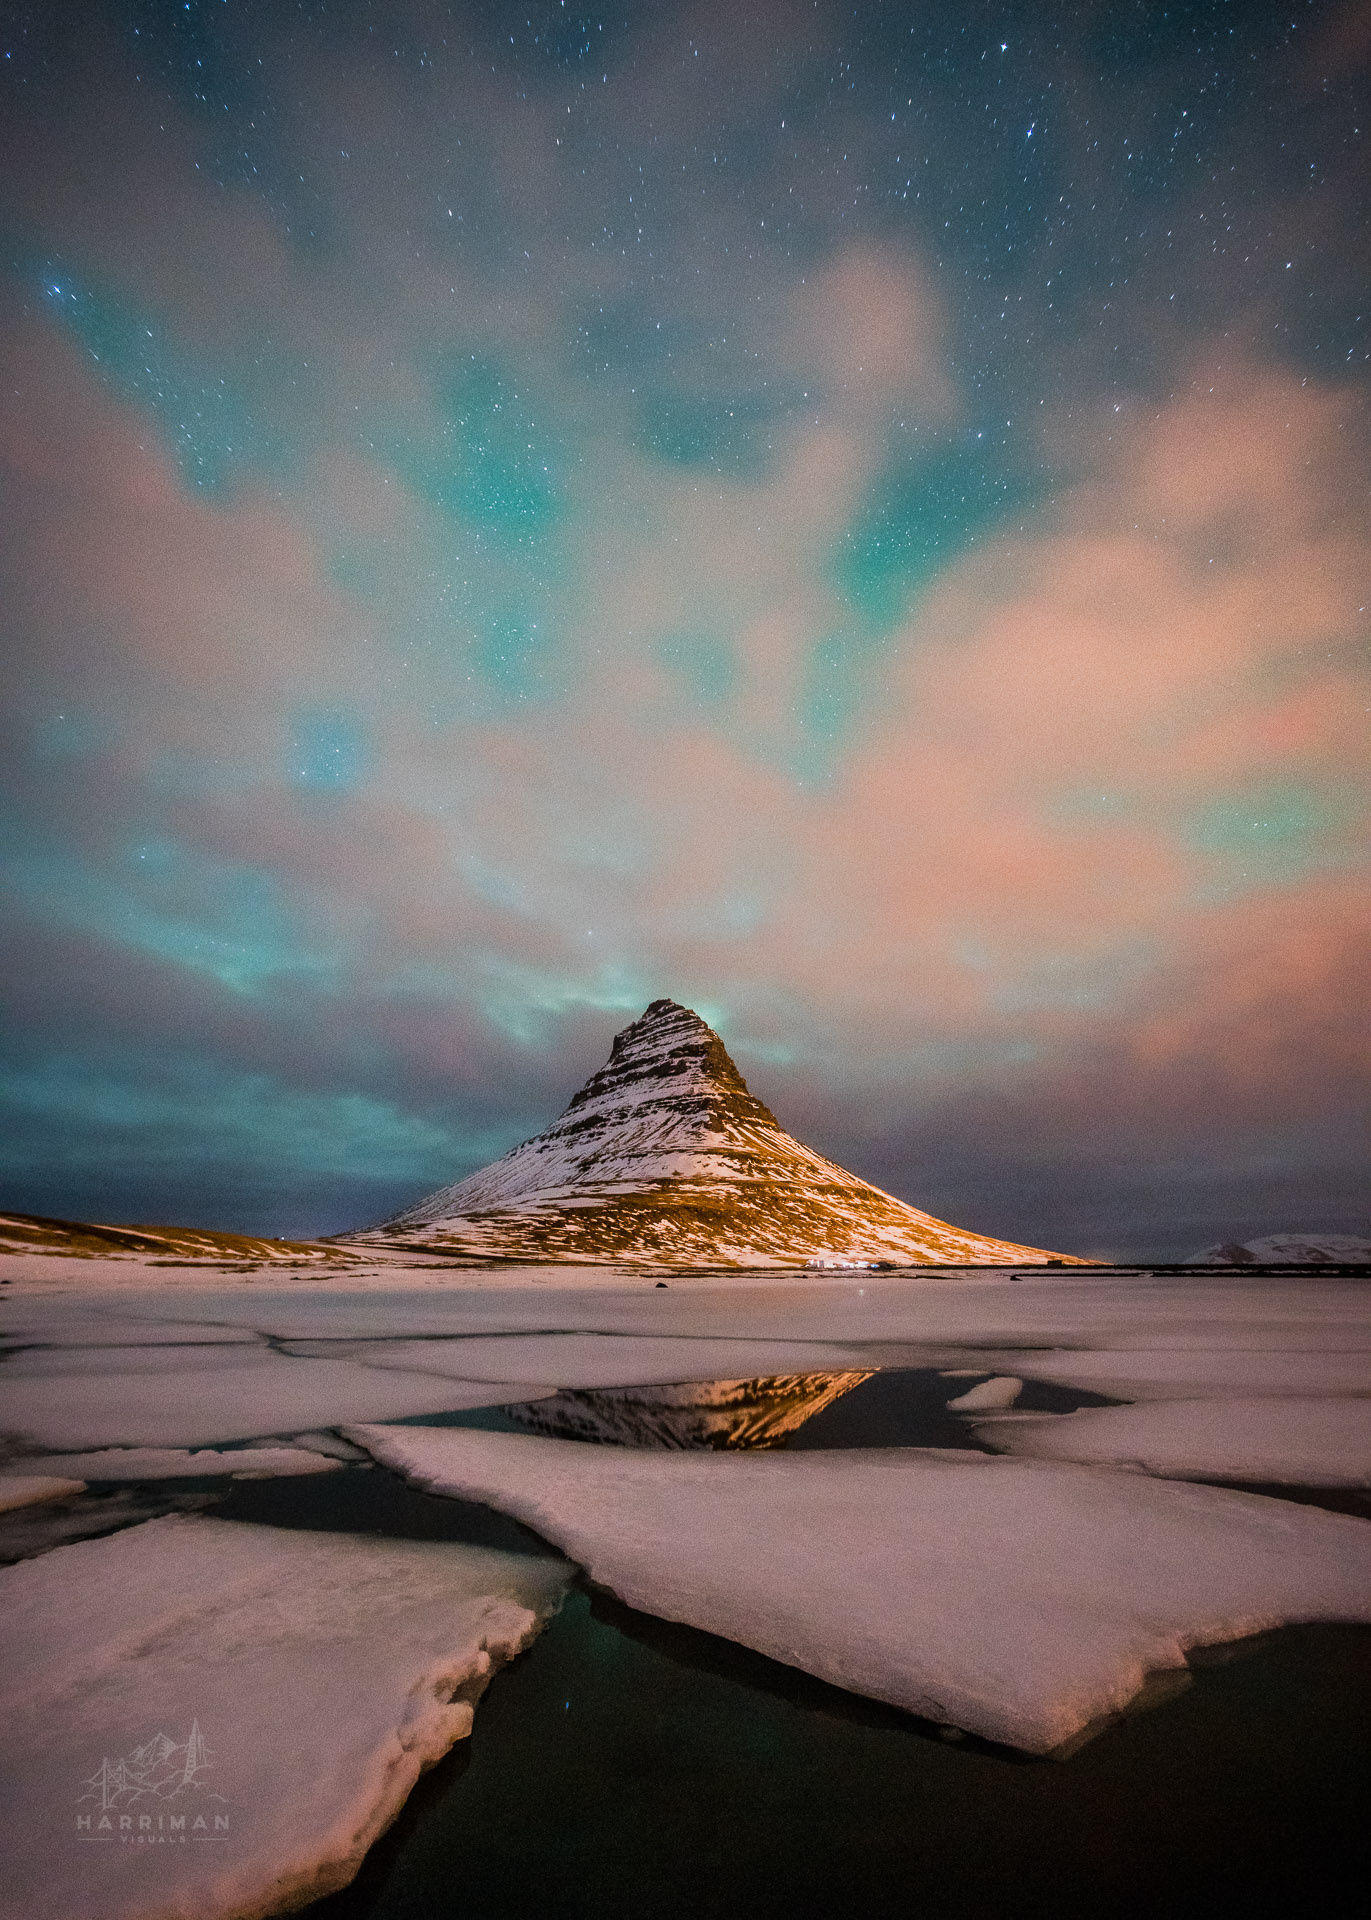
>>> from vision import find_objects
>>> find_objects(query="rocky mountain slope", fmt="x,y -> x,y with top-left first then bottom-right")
0,1210 -> 361,1272
346,998 -> 1076,1267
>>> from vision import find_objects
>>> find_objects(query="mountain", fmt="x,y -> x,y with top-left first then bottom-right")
346,998 -> 1079,1267
0,1210 -> 360,1271
1187,1233 -> 1371,1268
500,1373 -> 875,1449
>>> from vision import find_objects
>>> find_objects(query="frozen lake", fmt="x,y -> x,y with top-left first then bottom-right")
223,1461 -> 1371,1920
302,1592 -> 1371,1920
2,1269 -> 1369,1918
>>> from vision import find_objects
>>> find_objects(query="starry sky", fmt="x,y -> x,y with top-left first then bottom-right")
1,0 -> 1367,1259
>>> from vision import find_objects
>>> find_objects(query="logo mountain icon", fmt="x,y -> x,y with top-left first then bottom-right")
77,1720 -> 220,1811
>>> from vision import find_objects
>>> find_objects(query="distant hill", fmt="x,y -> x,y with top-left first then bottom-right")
1187,1233 -> 1371,1268
345,998 -> 1081,1268
0,1210 -> 355,1271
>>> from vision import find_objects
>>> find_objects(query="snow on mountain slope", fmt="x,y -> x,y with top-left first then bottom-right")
1186,1234 -> 1371,1267
0,1210 -> 361,1269
346,999 -> 1077,1267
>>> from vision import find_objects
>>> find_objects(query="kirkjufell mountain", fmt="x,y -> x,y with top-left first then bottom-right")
501,1373 -> 876,1448
347,998 -> 1076,1267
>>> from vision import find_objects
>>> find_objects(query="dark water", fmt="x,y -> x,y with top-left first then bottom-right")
205,1458 -> 1371,1920
782,1366 -> 1116,1449
211,1457 -> 560,1558
416,1367 -> 1118,1452
18,1365 -> 1369,1920
293,1574 -> 1371,1920
0,1484 -> 213,1563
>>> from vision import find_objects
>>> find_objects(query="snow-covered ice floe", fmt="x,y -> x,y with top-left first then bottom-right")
350,1424 -> 1371,1756
0,1514 -> 569,1920
12,1446 -> 345,1481
1006,1348 -> 1371,1401
945,1375 -> 1023,1412
5,1268 -> 1368,1352
972,1397 -> 1371,1487
0,1352 -> 552,1450
278,1331 -> 865,1387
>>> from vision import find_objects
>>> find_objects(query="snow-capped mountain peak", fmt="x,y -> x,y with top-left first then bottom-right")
349,999 -> 1076,1268
556,997 -> 781,1141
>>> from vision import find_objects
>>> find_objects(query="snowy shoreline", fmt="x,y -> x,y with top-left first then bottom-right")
5,1247 -> 1369,1297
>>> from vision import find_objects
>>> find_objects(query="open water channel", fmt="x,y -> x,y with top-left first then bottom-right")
186,1366 -> 1371,1920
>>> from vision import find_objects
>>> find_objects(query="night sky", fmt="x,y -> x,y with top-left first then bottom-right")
1,0 -> 1367,1258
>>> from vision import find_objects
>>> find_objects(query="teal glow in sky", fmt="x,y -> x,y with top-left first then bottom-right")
0,0 -> 1367,1256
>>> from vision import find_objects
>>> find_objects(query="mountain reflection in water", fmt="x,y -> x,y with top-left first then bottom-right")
501,1372 -> 873,1450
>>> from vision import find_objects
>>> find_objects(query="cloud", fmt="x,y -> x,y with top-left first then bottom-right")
0,4 -> 1366,1251
787,243 -> 954,421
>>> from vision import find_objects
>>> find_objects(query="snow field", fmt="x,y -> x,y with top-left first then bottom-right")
0,1515 -> 570,1920
973,1396 -> 1371,1486
0,1352 -> 558,1450
12,1446 -> 345,1481
350,1423 -> 1371,1756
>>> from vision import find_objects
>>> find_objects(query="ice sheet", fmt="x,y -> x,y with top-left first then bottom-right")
14,1447 -> 345,1481
0,1356 -> 550,1450
946,1375 -> 1023,1411
280,1331 -> 866,1387
0,1514 -> 569,1920
9,1270 -> 1369,1355
5,1343 -> 280,1377
351,1424 -> 1371,1755
5,1274 -> 1368,1447
1007,1348 -> 1371,1400
972,1397 -> 1371,1486
0,1316 -> 262,1346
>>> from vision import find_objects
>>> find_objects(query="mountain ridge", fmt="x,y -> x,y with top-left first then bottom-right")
346,999 -> 1080,1268
1186,1233 -> 1371,1267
